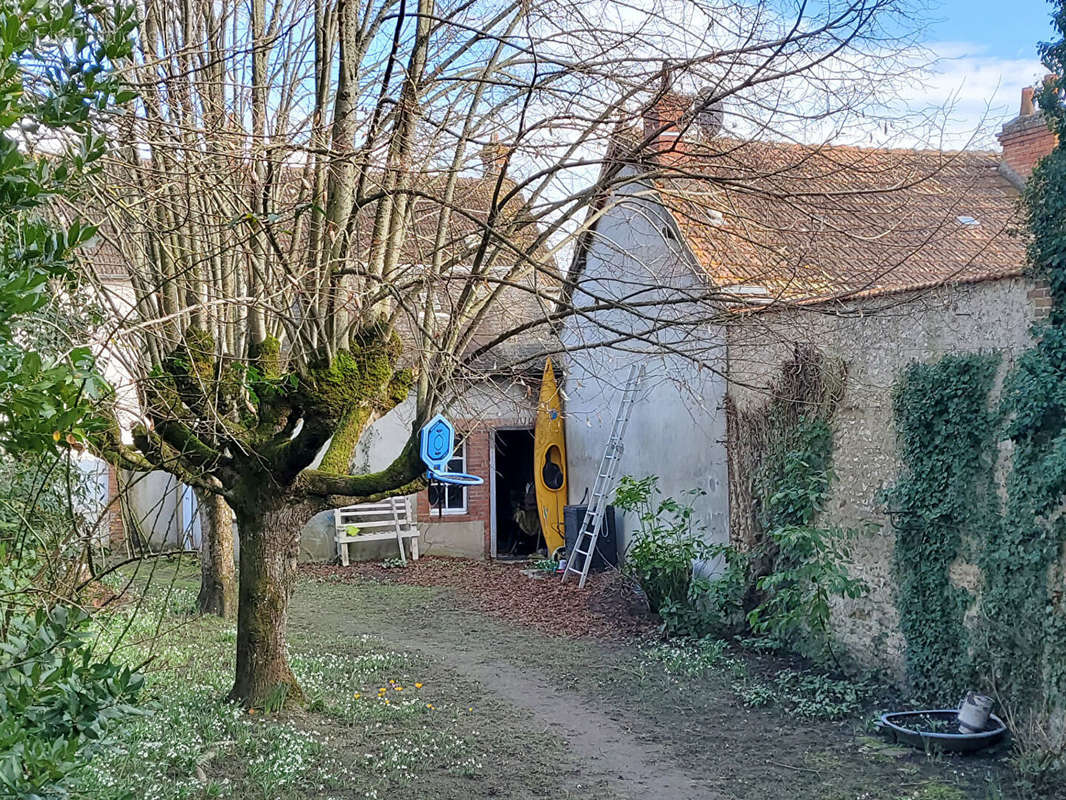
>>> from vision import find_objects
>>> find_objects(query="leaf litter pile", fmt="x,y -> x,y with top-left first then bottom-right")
301,557 -> 656,639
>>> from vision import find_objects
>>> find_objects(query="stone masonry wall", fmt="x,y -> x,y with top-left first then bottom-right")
726,277 -> 1039,677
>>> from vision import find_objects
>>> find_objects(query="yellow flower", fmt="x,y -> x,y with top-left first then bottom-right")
414,683 -> 423,689
394,686 -> 403,691
468,707 -> 473,712
425,703 -> 433,709
353,693 -> 361,699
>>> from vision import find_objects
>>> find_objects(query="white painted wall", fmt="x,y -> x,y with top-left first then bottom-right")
561,168 -> 729,560
122,469 -> 183,548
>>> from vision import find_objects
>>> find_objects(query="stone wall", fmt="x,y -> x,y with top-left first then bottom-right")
726,277 -> 1038,676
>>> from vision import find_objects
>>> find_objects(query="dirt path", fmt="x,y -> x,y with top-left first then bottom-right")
295,580 -> 713,800
294,574 -> 1018,800
388,628 -> 715,800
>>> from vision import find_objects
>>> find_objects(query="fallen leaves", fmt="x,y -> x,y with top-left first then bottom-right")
301,557 -> 655,640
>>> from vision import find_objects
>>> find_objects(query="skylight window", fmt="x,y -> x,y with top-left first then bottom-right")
956,215 -> 980,227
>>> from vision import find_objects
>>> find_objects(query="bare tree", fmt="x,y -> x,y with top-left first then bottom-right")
77,0 -> 946,706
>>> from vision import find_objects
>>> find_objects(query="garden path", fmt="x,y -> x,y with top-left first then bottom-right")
294,579 -> 714,799
293,564 -> 1015,800
380,620 -> 715,800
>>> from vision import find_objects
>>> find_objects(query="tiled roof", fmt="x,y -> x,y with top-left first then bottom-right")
651,138 -> 1024,302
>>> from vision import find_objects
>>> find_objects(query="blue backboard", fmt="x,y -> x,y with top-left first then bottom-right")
419,414 -> 455,472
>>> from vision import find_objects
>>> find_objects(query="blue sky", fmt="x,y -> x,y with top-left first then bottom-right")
915,0 -> 1052,145
929,0 -> 1053,61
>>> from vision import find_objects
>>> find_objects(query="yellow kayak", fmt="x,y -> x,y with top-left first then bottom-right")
534,358 -> 568,555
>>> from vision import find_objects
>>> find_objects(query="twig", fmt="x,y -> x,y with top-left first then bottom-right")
767,761 -> 820,774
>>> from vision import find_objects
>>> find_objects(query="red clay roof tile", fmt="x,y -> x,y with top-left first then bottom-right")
650,138 -> 1024,301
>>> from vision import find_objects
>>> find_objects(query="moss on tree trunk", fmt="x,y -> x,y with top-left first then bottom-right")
108,323 -> 423,709
317,406 -> 372,474
195,488 -> 237,620
228,496 -> 319,708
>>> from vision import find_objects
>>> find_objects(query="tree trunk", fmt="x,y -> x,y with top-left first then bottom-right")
195,489 -> 237,619
227,496 -> 315,708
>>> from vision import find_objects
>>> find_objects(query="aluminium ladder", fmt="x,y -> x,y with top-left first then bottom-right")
562,362 -> 644,588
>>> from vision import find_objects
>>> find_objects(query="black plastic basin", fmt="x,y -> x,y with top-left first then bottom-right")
878,709 -> 1008,753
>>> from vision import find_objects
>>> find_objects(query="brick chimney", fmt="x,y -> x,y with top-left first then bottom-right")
643,89 -> 693,157
997,81 -> 1058,187
479,135 -> 510,177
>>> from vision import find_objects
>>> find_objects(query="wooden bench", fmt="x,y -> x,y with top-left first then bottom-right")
334,496 -> 419,566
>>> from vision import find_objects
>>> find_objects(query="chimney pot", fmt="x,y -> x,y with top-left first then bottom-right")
1021,86 -> 1035,116
642,90 -> 692,158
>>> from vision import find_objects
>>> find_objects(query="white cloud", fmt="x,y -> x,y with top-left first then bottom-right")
905,41 -> 1044,149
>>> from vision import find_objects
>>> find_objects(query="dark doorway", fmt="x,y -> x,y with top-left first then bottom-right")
494,429 -> 538,558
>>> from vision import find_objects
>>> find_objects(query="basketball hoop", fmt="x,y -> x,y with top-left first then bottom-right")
419,414 -> 484,486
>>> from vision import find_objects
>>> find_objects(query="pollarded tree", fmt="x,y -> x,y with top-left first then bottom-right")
78,0 -> 941,706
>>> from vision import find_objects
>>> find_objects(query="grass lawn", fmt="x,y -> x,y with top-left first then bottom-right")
77,558 -> 575,800
73,557 -> 1035,800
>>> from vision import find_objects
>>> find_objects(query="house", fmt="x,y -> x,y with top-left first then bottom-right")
563,82 -> 1039,535
562,81 -> 1055,674
299,370 -> 551,562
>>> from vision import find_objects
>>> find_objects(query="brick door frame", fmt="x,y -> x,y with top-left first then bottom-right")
417,418 -> 536,558
489,430 -> 497,558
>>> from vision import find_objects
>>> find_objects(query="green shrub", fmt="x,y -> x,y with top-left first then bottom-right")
616,457 -> 865,654
747,523 -> 867,658
695,544 -> 750,628
615,476 -> 712,616
0,604 -> 142,797
745,417 -> 867,661
615,476 -> 749,637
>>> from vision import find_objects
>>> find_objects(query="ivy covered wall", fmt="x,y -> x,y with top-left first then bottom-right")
888,354 -> 1001,704
889,346 -> 1066,754
726,277 -> 1038,675
728,272 -> 1066,758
